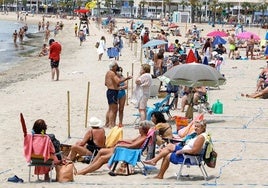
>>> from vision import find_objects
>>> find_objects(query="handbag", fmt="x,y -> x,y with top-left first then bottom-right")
204,150 -> 217,168
55,162 -> 74,182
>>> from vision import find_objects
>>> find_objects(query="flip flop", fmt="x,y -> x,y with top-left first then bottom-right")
7,175 -> 24,183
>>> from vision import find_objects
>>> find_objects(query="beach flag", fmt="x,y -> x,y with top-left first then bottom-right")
186,49 -> 197,63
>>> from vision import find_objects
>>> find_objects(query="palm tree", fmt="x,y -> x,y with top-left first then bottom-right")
208,0 -> 217,25
129,0 -> 134,17
178,0 -> 189,12
139,0 -> 147,18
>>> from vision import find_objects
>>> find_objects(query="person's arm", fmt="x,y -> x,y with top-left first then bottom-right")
117,136 -> 146,149
79,130 -> 91,146
176,135 -> 205,155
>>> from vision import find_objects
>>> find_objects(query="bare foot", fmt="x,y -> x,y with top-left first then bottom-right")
153,175 -> 163,179
241,93 -> 245,97
143,160 -> 156,166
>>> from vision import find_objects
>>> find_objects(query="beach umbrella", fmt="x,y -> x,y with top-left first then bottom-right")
20,113 -> 27,137
212,36 -> 227,46
186,49 -> 197,63
168,23 -> 179,29
74,9 -> 90,14
265,46 -> 268,56
163,63 -> 226,87
207,31 -> 228,37
236,31 -> 260,40
265,32 -> 268,40
142,39 -> 168,48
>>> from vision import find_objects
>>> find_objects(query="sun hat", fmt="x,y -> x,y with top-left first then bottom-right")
89,117 -> 102,128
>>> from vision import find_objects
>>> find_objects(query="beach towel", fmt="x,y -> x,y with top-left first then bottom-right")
107,47 -> 119,58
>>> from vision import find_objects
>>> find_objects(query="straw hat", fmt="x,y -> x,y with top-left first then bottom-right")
89,117 -> 102,128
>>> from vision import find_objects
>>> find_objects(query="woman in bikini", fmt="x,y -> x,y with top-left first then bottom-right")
67,117 -> 106,161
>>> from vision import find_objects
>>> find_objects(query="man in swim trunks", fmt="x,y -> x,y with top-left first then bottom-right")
105,61 -> 132,128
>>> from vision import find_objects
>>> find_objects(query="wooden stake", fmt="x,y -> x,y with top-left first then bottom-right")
67,91 -> 70,138
126,72 -> 129,105
85,81 -> 90,128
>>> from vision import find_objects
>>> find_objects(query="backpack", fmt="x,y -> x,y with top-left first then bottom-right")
95,42 -> 100,48
203,134 -> 217,168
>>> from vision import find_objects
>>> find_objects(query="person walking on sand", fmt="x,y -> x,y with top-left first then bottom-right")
97,36 -> 106,61
49,39 -> 62,81
135,64 -> 152,121
105,61 -> 132,128
44,28 -> 50,43
74,23 -> 78,37
78,29 -> 85,46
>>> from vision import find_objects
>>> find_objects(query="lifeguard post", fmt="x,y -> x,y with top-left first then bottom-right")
79,14 -> 89,32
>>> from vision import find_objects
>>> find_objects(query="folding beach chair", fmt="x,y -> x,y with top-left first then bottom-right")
24,134 -> 56,182
176,141 -> 211,180
108,129 -> 156,176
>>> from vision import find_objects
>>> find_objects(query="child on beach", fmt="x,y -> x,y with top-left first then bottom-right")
39,44 -> 49,57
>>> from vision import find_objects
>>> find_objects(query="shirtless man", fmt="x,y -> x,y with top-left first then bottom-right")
105,61 -> 132,128
246,35 -> 255,60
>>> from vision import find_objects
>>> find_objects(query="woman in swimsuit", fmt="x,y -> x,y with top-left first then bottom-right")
67,117 -> 106,161
117,67 -> 128,127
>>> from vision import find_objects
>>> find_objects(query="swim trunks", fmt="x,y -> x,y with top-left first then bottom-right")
50,60 -> 59,68
107,89 -> 118,104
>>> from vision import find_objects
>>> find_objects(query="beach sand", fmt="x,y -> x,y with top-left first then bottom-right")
0,13 -> 268,187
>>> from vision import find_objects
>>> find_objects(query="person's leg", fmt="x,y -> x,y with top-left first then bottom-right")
144,143 -> 176,165
181,95 -> 188,112
51,68 -> 55,80
98,53 -> 103,61
68,145 -> 92,161
109,103 -> 118,127
154,153 -> 171,179
55,67 -> 59,81
118,96 -> 126,126
76,148 -> 113,175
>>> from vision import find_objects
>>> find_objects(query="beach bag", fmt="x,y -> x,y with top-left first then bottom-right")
95,42 -> 100,48
204,150 -> 217,168
55,162 -> 74,182
114,162 -> 134,176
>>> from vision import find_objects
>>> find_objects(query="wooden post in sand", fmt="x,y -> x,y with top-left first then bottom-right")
131,63 -> 134,96
67,91 -> 71,138
85,81 -> 90,128
140,43 -> 143,63
126,72 -> 129,105
134,42 -> 137,57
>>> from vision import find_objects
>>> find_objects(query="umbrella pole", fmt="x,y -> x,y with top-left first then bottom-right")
185,90 -> 194,120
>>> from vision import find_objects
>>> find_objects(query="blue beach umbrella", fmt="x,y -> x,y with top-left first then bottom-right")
212,36 -> 227,47
265,45 -> 268,56
265,32 -> 268,40
142,39 -> 168,48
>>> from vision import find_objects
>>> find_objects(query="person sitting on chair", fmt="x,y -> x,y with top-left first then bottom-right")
75,120 -> 153,175
150,111 -> 173,146
143,120 -> 207,179
67,117 -> 106,161
31,119 -> 61,181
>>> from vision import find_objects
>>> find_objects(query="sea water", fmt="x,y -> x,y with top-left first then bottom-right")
0,20 -> 40,72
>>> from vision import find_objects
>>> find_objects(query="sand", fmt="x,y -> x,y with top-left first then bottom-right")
0,12 -> 268,187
